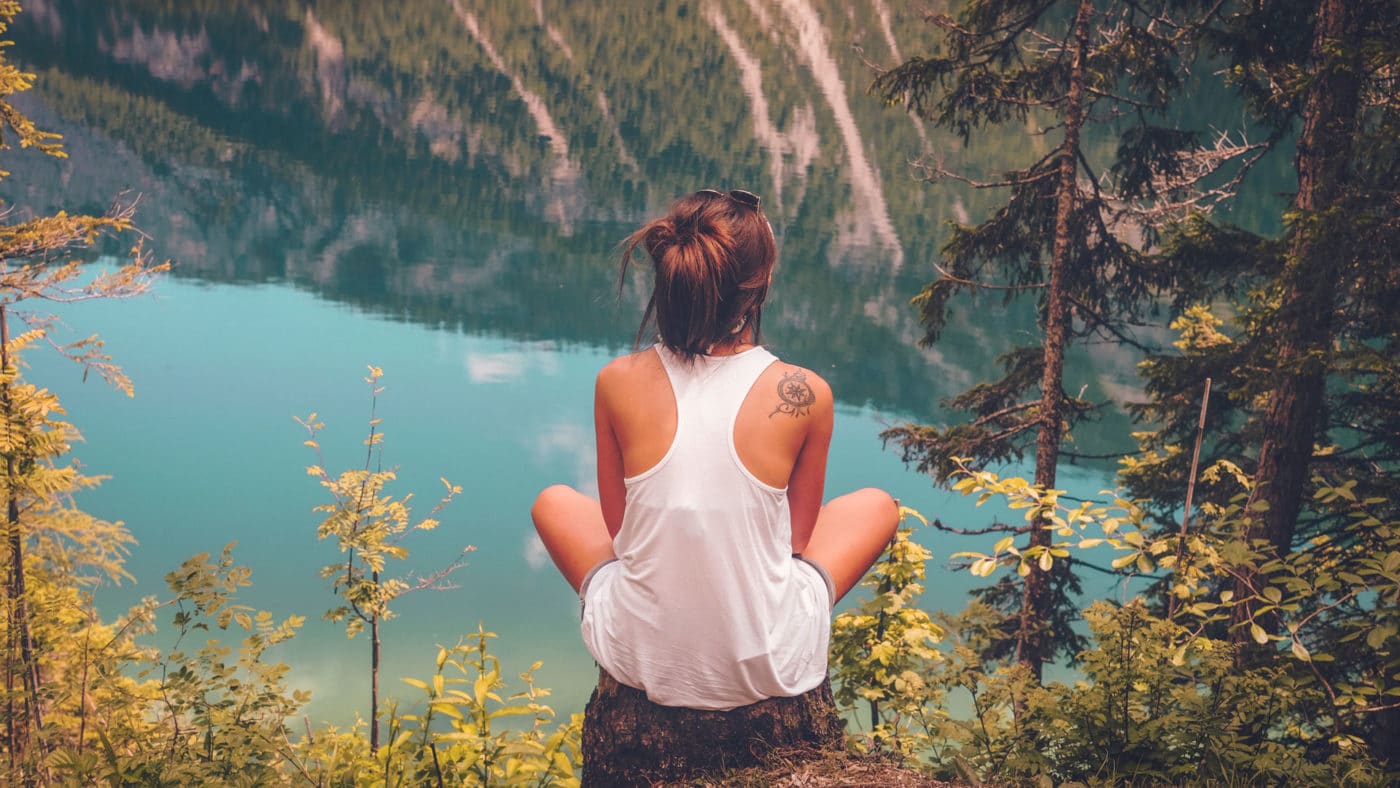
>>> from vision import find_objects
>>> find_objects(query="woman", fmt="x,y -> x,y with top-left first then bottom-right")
532,188 -> 899,711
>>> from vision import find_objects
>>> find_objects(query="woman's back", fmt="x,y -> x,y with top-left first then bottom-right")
595,344 -> 833,549
583,344 -> 834,710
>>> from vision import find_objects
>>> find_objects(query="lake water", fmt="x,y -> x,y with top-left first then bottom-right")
3,0 -> 1146,725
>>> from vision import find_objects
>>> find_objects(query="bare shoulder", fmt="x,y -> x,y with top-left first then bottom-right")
597,348 -> 659,385
761,361 -> 832,420
596,349 -> 667,409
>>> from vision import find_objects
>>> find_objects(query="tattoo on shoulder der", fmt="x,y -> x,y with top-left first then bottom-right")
770,369 -> 817,418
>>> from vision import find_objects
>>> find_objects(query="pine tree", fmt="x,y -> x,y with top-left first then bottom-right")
874,0 -> 1253,680
1123,0 -> 1399,623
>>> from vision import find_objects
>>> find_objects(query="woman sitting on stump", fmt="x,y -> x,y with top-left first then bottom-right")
532,188 -> 899,711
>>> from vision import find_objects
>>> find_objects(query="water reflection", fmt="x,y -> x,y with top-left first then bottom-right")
770,0 -> 906,267
8,0 -> 1120,425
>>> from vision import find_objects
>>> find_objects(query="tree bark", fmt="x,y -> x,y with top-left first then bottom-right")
1019,0 -> 1091,684
1232,0 -> 1362,645
581,670 -> 845,786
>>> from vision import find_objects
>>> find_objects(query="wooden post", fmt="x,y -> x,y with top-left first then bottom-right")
581,669 -> 846,786
1168,377 -> 1211,620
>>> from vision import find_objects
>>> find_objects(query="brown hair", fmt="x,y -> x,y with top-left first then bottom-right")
619,190 -> 777,361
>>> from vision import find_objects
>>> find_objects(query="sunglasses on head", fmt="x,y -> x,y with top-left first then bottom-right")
696,188 -> 761,209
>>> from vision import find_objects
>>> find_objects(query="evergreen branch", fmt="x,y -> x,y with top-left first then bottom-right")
1067,294 -> 1157,353
933,261 -> 1046,292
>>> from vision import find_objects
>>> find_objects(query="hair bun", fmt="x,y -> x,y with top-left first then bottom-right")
618,190 -> 777,361
647,218 -> 694,250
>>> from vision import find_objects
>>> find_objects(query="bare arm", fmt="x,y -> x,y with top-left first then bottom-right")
784,370 -> 833,554
594,369 -> 627,539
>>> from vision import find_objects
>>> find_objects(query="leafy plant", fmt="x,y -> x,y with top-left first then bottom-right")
830,506 -> 944,758
898,462 -> 1398,784
298,365 -> 472,752
109,546 -> 309,786
295,626 -> 582,787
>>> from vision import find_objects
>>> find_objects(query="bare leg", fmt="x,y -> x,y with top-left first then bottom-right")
801,488 -> 901,602
531,484 -> 616,593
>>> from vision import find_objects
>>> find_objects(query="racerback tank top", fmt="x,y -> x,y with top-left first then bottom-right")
579,344 -> 832,710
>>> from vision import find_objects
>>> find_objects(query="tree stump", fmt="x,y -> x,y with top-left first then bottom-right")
581,668 -> 847,786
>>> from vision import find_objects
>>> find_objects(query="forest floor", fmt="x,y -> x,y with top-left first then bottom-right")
666,748 -> 970,786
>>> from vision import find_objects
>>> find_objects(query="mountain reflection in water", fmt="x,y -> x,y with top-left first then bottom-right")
4,0 -> 1155,420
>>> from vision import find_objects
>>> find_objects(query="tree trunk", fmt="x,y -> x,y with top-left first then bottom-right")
0,306 -> 42,754
581,670 -> 845,786
369,591 -> 380,753
1231,0 -> 1362,645
1019,0 -> 1091,684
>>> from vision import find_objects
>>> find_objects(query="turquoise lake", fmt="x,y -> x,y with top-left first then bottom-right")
0,0 -> 1164,725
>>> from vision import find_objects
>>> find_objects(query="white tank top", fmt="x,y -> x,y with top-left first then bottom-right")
580,344 -> 831,710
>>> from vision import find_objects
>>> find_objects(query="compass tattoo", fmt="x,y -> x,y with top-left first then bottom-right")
770,369 -> 816,418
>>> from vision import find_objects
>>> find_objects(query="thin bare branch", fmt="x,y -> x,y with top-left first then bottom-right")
1067,294 -> 1158,353
911,154 -> 1058,189
970,400 -> 1039,429
932,518 -> 1027,536
402,549 -> 475,595
984,420 -> 1040,445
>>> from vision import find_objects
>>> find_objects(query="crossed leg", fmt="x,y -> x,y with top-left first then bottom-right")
800,487 -> 901,602
531,484 -> 615,593
531,485 -> 900,602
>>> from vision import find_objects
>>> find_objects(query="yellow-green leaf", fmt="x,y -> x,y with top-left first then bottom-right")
474,674 -> 493,706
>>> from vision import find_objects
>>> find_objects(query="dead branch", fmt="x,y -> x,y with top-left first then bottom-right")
1112,129 -> 1271,228
911,152 -> 1058,189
